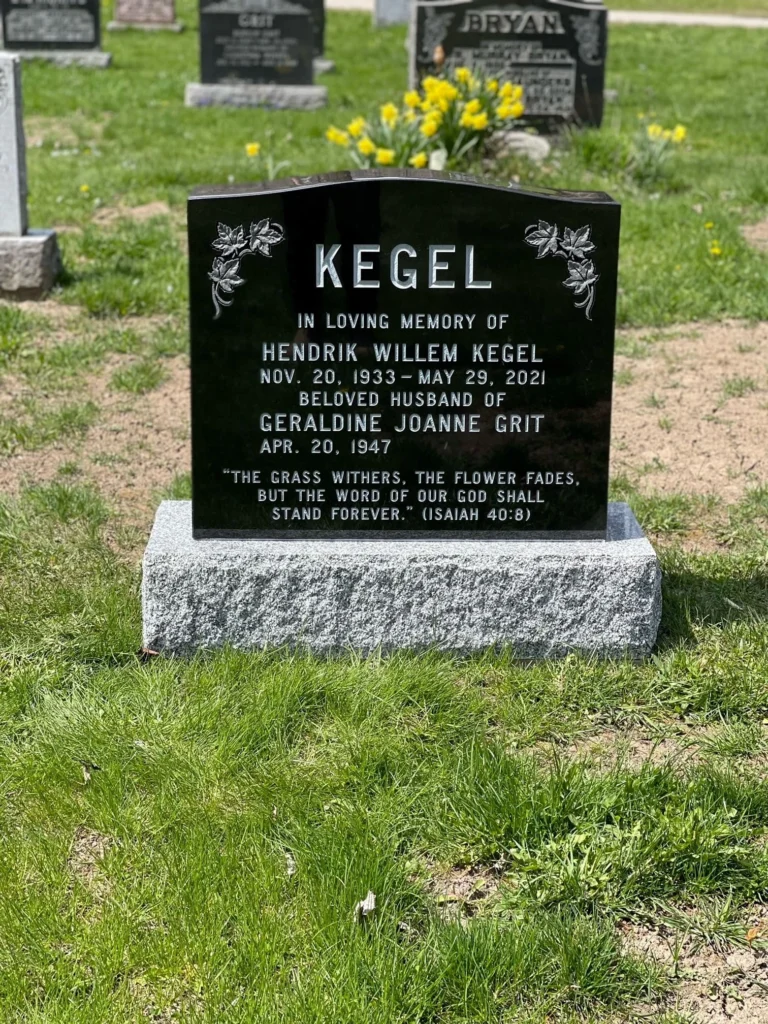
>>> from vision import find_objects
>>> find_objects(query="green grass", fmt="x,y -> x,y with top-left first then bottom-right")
15,8 -> 768,325
0,482 -> 767,1020
608,0 -> 768,14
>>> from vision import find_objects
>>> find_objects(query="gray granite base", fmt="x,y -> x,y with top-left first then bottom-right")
14,49 -> 112,67
313,57 -> 335,74
142,501 -> 662,659
184,82 -> 327,109
107,19 -> 183,30
0,229 -> 61,299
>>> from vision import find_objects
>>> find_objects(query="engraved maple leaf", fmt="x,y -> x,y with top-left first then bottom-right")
249,218 -> 285,256
212,222 -> 245,257
563,259 -> 598,295
560,225 -> 595,261
208,257 -> 245,293
524,220 -> 559,259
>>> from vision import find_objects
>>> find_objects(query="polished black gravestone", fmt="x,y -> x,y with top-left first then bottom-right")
1,0 -> 100,49
410,0 -> 607,129
188,169 -> 620,539
199,0 -> 313,86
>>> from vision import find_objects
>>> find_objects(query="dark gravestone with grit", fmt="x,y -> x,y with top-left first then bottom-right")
199,0 -> 313,85
143,169 -> 661,658
188,169 -> 619,538
411,0 -> 607,129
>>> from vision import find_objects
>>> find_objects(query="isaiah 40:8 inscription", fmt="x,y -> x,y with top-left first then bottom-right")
189,171 -> 618,538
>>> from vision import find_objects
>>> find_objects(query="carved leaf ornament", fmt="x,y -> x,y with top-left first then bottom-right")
209,218 -> 285,318
524,220 -> 599,320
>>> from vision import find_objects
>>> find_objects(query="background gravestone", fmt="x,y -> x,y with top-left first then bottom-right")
108,0 -> 182,31
142,170 -> 661,658
0,52 -> 60,297
0,0 -> 111,65
185,0 -> 327,107
410,0 -> 608,130
374,0 -> 410,27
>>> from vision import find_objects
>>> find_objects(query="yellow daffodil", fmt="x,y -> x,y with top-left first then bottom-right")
459,109 -> 475,129
672,124 -> 687,143
420,98 -> 434,113
347,116 -> 366,138
422,76 -> 440,95
420,119 -> 439,138
470,112 -> 489,130
499,82 -> 523,102
647,123 -> 663,140
245,141 -> 261,157
404,90 -> 420,108
325,126 -> 350,147
403,109 -> 417,124
381,102 -> 399,127
464,98 -> 481,115
709,241 -> 722,256
376,147 -> 395,166
485,78 -> 498,94
497,100 -> 524,120
357,136 -> 376,156
705,221 -> 714,230
409,151 -> 428,168
454,67 -> 471,84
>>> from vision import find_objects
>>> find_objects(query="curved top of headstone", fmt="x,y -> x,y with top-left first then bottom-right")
190,168 -> 617,207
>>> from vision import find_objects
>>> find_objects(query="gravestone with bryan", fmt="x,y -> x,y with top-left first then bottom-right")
143,168 -> 661,658
108,0 -> 182,32
0,0 -> 111,66
0,52 -> 60,298
184,0 -> 327,109
410,0 -> 607,130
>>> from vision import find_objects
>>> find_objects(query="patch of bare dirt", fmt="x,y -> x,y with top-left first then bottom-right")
621,914 -> 768,1024
68,826 -> 113,890
24,112 -> 113,149
742,219 -> 768,254
0,354 -> 190,542
552,726 -> 703,770
425,863 -> 502,923
92,201 -> 172,227
612,321 -> 768,501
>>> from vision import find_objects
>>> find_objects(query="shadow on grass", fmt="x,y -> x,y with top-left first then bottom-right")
656,548 -> 768,651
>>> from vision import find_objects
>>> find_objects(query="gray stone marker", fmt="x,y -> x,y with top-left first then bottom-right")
0,53 -> 60,298
184,81 -> 327,109
143,500 -> 661,658
374,0 -> 409,26
108,0 -> 183,31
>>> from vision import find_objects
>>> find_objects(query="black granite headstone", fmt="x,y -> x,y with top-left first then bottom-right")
411,0 -> 607,129
188,170 -> 620,538
304,0 -> 323,58
199,0 -> 313,86
0,0 -> 100,49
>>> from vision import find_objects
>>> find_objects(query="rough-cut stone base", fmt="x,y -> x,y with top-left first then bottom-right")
15,49 -> 112,67
107,19 -> 183,30
184,82 -> 327,109
313,56 -> 335,74
0,229 -> 61,299
142,501 -> 662,659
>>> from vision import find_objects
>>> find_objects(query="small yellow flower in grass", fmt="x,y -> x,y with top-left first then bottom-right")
381,102 -> 399,127
347,116 -> 366,138
357,136 -> 376,156
486,78 -> 499,94
245,141 -> 261,157
409,151 -> 428,168
647,123 -> 663,140
326,126 -> 350,147
376,147 -> 395,166
464,97 -> 481,115
454,67 -> 471,84
404,90 -> 421,108
79,184 -> 90,193
705,221 -> 714,230
672,124 -> 687,143
709,241 -> 723,257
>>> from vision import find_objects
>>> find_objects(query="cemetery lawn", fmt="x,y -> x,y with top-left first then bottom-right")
1,7 -> 768,1023
608,0 -> 768,15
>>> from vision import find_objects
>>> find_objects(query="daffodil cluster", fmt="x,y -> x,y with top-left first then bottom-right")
628,119 -> 689,186
325,67 -> 525,171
